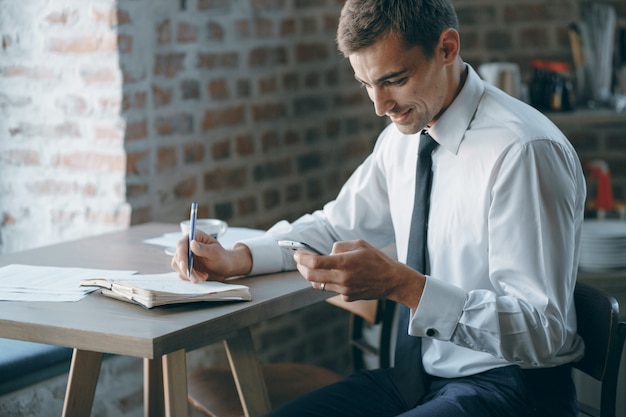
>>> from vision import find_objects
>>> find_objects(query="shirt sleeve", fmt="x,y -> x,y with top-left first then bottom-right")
412,139 -> 586,367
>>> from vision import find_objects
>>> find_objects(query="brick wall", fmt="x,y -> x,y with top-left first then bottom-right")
118,0 -> 379,229
1,0 -> 131,252
1,1 -> 626,413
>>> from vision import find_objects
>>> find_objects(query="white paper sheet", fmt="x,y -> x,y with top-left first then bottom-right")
0,264 -> 137,302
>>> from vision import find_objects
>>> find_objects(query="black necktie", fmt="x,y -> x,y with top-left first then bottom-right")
393,131 -> 438,408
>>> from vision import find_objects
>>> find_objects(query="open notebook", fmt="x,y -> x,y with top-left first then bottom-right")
80,272 -> 251,308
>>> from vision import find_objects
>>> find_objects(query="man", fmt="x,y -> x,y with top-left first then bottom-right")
172,0 -> 586,415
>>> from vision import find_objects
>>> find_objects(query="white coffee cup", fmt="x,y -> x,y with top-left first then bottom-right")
180,218 -> 228,238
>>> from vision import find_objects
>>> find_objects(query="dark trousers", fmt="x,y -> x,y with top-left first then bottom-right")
263,364 -> 577,417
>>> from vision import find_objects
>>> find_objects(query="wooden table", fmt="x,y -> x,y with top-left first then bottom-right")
0,223 -> 330,417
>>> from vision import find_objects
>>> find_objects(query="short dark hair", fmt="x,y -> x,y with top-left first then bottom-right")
337,0 -> 459,58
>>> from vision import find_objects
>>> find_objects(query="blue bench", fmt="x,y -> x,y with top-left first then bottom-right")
0,339 -> 72,396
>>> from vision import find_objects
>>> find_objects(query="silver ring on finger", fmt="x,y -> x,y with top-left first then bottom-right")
320,282 -> 326,292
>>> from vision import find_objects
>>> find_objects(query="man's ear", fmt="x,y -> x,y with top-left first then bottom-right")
439,28 -> 460,64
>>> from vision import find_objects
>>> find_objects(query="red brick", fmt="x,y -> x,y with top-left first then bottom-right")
184,143 -> 205,163
55,151 -> 125,172
94,125 -> 123,142
201,106 -> 245,130
154,53 -> 185,78
125,119 -> 148,140
131,206 -> 152,225
235,20 -> 250,38
92,7 -> 131,26
127,183 -> 148,198
211,140 -> 231,159
122,91 -> 147,111
174,177 -> 197,198
258,77 -> 277,94
3,149 -> 40,166
254,18 -> 274,38
152,84 -> 173,107
177,22 -> 198,43
48,34 -> 118,54
208,79 -> 229,100
204,167 -> 248,190
154,113 -> 193,135
197,52 -> 238,69
157,147 -> 177,172
520,28 -> 550,48
2,66 -> 56,80
85,210 -> 130,226
81,68 -> 119,85
261,131 -> 280,152
280,18 -> 296,36
334,91 -> 367,107
238,195 -> 258,216
295,42 -> 328,62
286,183 -> 301,202
55,95 -> 89,114
249,46 -> 287,67
98,96 -> 121,113
2,212 -> 17,226
45,10 -> 78,25
236,133 -> 255,155
207,22 -> 225,41
116,9 -> 131,25
251,102 -> 286,122
28,180 -> 97,196
127,151 -> 150,175
263,189 -> 281,209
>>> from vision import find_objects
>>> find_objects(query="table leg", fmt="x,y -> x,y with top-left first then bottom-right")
162,349 -> 189,417
62,349 -> 103,417
224,328 -> 271,417
144,358 -> 165,417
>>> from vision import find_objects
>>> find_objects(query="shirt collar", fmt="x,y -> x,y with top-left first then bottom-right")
427,63 -> 484,155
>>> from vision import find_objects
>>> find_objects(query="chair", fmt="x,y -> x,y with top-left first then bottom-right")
187,297 -> 396,417
573,281 -> 626,417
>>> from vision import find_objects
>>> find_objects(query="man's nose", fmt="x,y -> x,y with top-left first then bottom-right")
370,87 -> 394,117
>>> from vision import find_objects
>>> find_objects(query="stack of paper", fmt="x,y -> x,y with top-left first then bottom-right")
80,272 -> 251,308
0,264 -> 137,302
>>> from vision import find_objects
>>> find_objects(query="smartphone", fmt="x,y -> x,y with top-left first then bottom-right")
277,240 -> 325,255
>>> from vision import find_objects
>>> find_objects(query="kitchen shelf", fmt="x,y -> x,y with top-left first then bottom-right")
545,108 -> 626,128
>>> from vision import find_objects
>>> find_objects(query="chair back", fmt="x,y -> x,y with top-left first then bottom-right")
573,281 -> 626,417
326,296 -> 396,370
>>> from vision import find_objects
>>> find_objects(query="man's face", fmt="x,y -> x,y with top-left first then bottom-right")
349,33 -> 447,135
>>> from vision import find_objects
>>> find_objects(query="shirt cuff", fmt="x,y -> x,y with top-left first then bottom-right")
410,276 -> 466,340
235,235 -> 287,276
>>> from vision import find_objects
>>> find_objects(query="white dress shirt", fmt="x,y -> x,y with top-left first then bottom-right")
241,64 -> 586,378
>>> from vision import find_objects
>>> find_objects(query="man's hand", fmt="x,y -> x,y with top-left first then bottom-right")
293,240 -> 426,310
170,230 -> 252,283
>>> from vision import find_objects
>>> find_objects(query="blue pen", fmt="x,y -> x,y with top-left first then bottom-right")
188,202 -> 198,278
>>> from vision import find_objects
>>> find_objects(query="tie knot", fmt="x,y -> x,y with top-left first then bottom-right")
418,131 -> 438,158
